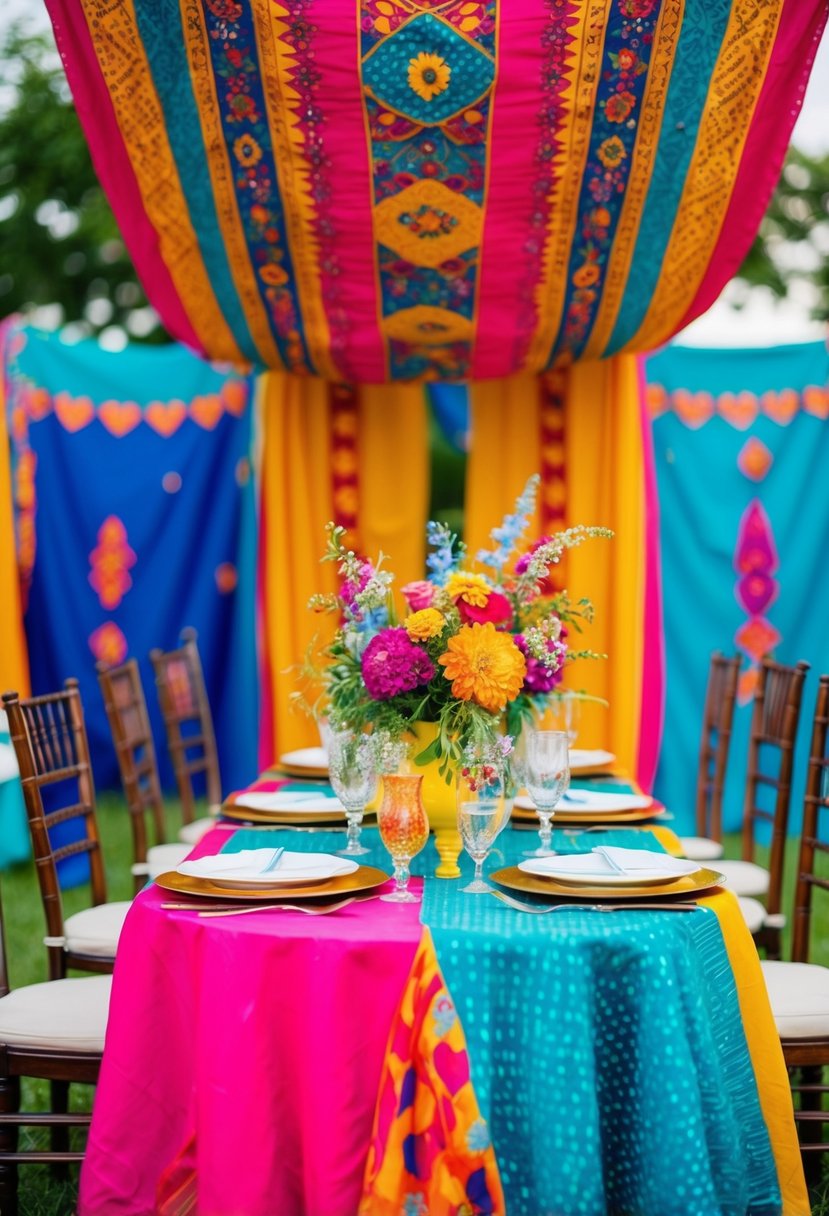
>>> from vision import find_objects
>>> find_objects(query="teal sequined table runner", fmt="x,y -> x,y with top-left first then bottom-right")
221,814 -> 779,1215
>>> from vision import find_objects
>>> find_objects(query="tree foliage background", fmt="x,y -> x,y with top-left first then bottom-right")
1,21 -> 827,347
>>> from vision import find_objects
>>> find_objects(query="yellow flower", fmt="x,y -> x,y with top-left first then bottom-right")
439,622 -> 527,714
445,570 -> 491,608
407,52 -> 451,102
233,134 -> 263,168
405,608 -> 446,641
597,136 -> 626,169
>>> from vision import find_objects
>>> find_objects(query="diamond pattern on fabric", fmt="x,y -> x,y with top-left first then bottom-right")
363,12 -> 495,126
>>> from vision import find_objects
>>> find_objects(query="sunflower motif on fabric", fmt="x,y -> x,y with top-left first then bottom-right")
407,51 -> 451,102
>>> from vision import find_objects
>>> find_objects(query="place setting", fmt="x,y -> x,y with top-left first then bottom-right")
154,845 -> 390,909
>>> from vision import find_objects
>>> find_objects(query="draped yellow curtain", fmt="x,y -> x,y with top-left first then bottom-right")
466,358 -> 645,778
259,374 -> 428,763
0,372 -> 29,696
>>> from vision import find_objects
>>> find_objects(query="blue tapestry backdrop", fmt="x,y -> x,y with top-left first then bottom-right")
4,324 -> 258,814
647,340 -> 829,838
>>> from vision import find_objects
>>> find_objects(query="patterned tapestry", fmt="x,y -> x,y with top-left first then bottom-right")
2,321 -> 258,796
648,340 -> 829,836
45,0 -> 826,382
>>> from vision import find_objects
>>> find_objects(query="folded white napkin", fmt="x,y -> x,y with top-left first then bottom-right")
531,846 -> 699,878
177,849 -> 355,882
233,791 -> 345,813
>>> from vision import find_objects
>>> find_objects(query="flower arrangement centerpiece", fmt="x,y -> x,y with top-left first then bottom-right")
307,475 -> 611,876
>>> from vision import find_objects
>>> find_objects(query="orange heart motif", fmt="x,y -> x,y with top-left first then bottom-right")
803,386 -> 829,420
221,379 -> 248,417
145,399 -> 187,437
98,399 -> 142,438
761,389 -> 799,426
717,391 -> 757,430
26,387 -> 53,421
672,389 -> 714,429
190,394 -> 224,430
54,392 -> 95,433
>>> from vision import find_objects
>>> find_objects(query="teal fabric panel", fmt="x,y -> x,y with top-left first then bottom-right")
648,341 -> 829,837
0,736 -> 28,869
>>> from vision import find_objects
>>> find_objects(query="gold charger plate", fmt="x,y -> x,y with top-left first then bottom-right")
221,801 -> 349,826
511,804 -> 665,826
490,865 -> 724,902
154,864 -> 389,902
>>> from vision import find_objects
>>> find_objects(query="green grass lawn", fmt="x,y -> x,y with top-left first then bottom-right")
3,806 -> 829,1213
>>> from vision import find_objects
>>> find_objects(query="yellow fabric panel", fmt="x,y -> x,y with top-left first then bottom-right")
79,0 -> 242,365
0,373 -> 29,696
565,356 -> 645,775
466,359 -> 645,776
703,890 -> 810,1216
359,384 -> 429,596
261,376 -> 429,758
626,0 -> 784,354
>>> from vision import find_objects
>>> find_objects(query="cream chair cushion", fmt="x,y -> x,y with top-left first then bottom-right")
63,901 -> 132,958
146,842 -> 191,879
178,817 -> 215,846
761,960 -> 829,1039
714,859 -> 770,897
679,835 -> 724,862
0,974 -> 112,1052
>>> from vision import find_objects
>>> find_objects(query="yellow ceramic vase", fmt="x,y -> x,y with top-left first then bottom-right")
406,720 -> 461,879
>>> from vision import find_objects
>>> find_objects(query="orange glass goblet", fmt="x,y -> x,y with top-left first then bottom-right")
377,774 -> 429,904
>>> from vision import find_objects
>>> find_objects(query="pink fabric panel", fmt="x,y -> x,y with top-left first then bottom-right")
79,828 -> 420,1216
314,0 -> 386,384
44,1 -> 204,356
472,2 -> 551,381
636,356 -> 665,793
677,0 -> 828,332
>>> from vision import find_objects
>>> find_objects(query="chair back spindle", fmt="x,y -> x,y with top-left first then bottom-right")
694,653 -> 741,842
150,628 -> 221,825
741,658 -> 810,918
792,675 -> 829,963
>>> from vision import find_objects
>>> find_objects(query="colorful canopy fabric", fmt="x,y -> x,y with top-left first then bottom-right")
47,0 -> 825,382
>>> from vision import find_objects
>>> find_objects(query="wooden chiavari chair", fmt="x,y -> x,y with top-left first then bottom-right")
0,880 -> 110,1216
1,682 -> 131,980
150,628 -> 221,845
761,674 -> 829,1183
679,652 -> 742,862
717,657 -> 810,957
97,659 -> 190,894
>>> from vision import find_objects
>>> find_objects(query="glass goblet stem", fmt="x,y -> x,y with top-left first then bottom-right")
339,809 -> 369,856
381,856 -> 417,903
537,810 -> 555,855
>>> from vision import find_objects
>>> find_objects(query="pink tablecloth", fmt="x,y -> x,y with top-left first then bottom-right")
79,828 -> 420,1216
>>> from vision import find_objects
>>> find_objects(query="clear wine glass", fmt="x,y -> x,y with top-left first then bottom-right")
327,729 -> 376,857
548,692 -> 580,745
456,746 -> 512,893
523,729 -> 570,857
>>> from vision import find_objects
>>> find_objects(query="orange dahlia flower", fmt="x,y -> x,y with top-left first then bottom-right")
439,622 -> 527,714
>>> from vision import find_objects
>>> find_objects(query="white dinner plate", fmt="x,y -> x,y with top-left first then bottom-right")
177,849 -> 358,890
514,790 -> 652,815
518,850 -> 699,887
232,791 -> 346,815
568,748 -> 616,772
278,747 -> 329,777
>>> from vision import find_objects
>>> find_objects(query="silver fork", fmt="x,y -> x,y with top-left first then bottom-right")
489,890 -> 699,915
197,896 -> 362,918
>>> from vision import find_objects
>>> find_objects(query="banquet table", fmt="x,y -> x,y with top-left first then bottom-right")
78,799 -> 809,1216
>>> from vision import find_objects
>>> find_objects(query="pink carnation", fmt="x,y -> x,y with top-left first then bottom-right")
456,590 -> 513,629
402,580 -> 436,612
514,634 -> 567,694
361,627 -> 435,700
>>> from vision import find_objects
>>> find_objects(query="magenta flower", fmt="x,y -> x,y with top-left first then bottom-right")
340,561 -> 374,612
361,627 -> 435,700
402,580 -> 436,612
514,635 -> 567,694
514,536 -> 553,576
